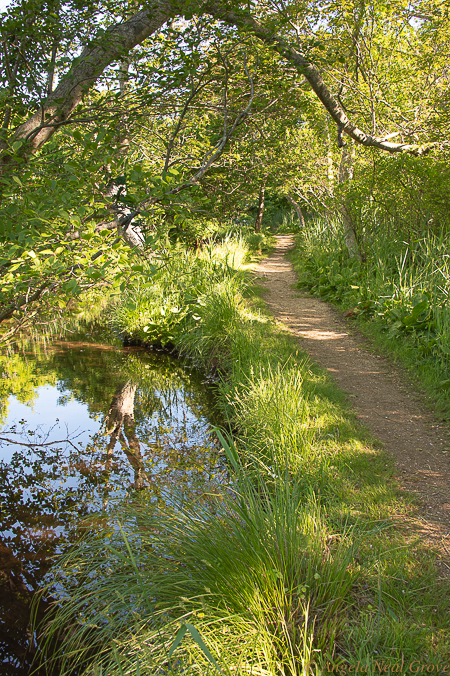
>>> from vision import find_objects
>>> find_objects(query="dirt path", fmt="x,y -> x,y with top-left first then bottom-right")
256,235 -> 450,576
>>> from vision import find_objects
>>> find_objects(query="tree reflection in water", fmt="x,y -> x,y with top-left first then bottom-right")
104,381 -> 146,497
0,340 -> 224,674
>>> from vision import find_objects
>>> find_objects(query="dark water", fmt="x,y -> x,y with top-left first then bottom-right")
0,338 -> 224,674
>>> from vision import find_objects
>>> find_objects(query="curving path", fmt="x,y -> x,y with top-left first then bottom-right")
256,235 -> 450,576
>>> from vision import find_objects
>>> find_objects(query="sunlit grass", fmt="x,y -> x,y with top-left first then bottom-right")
290,217 -> 450,418
37,229 -> 450,674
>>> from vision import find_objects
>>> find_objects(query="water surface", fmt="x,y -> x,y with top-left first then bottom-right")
0,339 -> 223,674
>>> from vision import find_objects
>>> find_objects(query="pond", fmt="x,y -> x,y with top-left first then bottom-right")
0,337 -> 224,675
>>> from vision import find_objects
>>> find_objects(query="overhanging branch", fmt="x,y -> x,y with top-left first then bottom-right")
209,4 -> 442,156
0,0 -> 179,171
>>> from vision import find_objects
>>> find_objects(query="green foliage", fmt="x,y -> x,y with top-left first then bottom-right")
246,231 -> 267,252
112,283 -> 190,345
234,368 -> 318,488
109,238 -> 249,347
1,0 -> 450,341
38,234 -> 450,673
0,352 -> 56,422
274,210 -> 302,234
169,216 -> 223,247
291,217 -> 450,414
349,151 -> 450,239
262,202 -> 294,231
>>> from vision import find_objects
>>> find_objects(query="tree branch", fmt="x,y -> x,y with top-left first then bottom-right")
209,4 -> 441,156
163,74 -> 212,173
0,0 -> 178,171
0,282 -> 51,323
92,58 -> 256,242
0,436 -> 81,452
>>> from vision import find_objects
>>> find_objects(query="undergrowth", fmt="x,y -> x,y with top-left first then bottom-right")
107,233 -> 273,348
289,217 -> 450,419
37,230 -> 450,675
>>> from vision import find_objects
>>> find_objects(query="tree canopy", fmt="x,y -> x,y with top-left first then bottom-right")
0,0 -> 448,336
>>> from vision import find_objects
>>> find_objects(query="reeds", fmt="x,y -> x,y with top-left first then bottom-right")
291,215 -> 450,412
39,438 -> 356,676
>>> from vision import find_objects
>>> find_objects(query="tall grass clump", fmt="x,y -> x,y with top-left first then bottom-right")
39,443 -> 356,676
227,363 -> 313,472
108,237 -> 250,347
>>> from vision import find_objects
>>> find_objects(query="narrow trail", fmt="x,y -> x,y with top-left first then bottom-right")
256,235 -> 450,575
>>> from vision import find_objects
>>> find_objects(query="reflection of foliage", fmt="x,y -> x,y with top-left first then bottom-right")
0,340 -> 223,672
0,353 -> 56,423
0,343 -> 222,546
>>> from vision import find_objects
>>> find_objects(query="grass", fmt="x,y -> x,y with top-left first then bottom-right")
289,216 -> 450,420
41,456 -> 356,675
36,229 -> 450,675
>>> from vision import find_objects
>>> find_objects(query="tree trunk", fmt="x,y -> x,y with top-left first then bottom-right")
338,144 -> 361,260
326,121 -> 334,193
254,182 -> 266,233
285,194 -> 305,228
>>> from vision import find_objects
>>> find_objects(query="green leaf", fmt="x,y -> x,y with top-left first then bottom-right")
401,315 -> 415,326
63,279 -> 81,294
168,624 -> 188,659
168,623 -> 221,672
411,300 -> 428,319
215,428 -> 240,473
